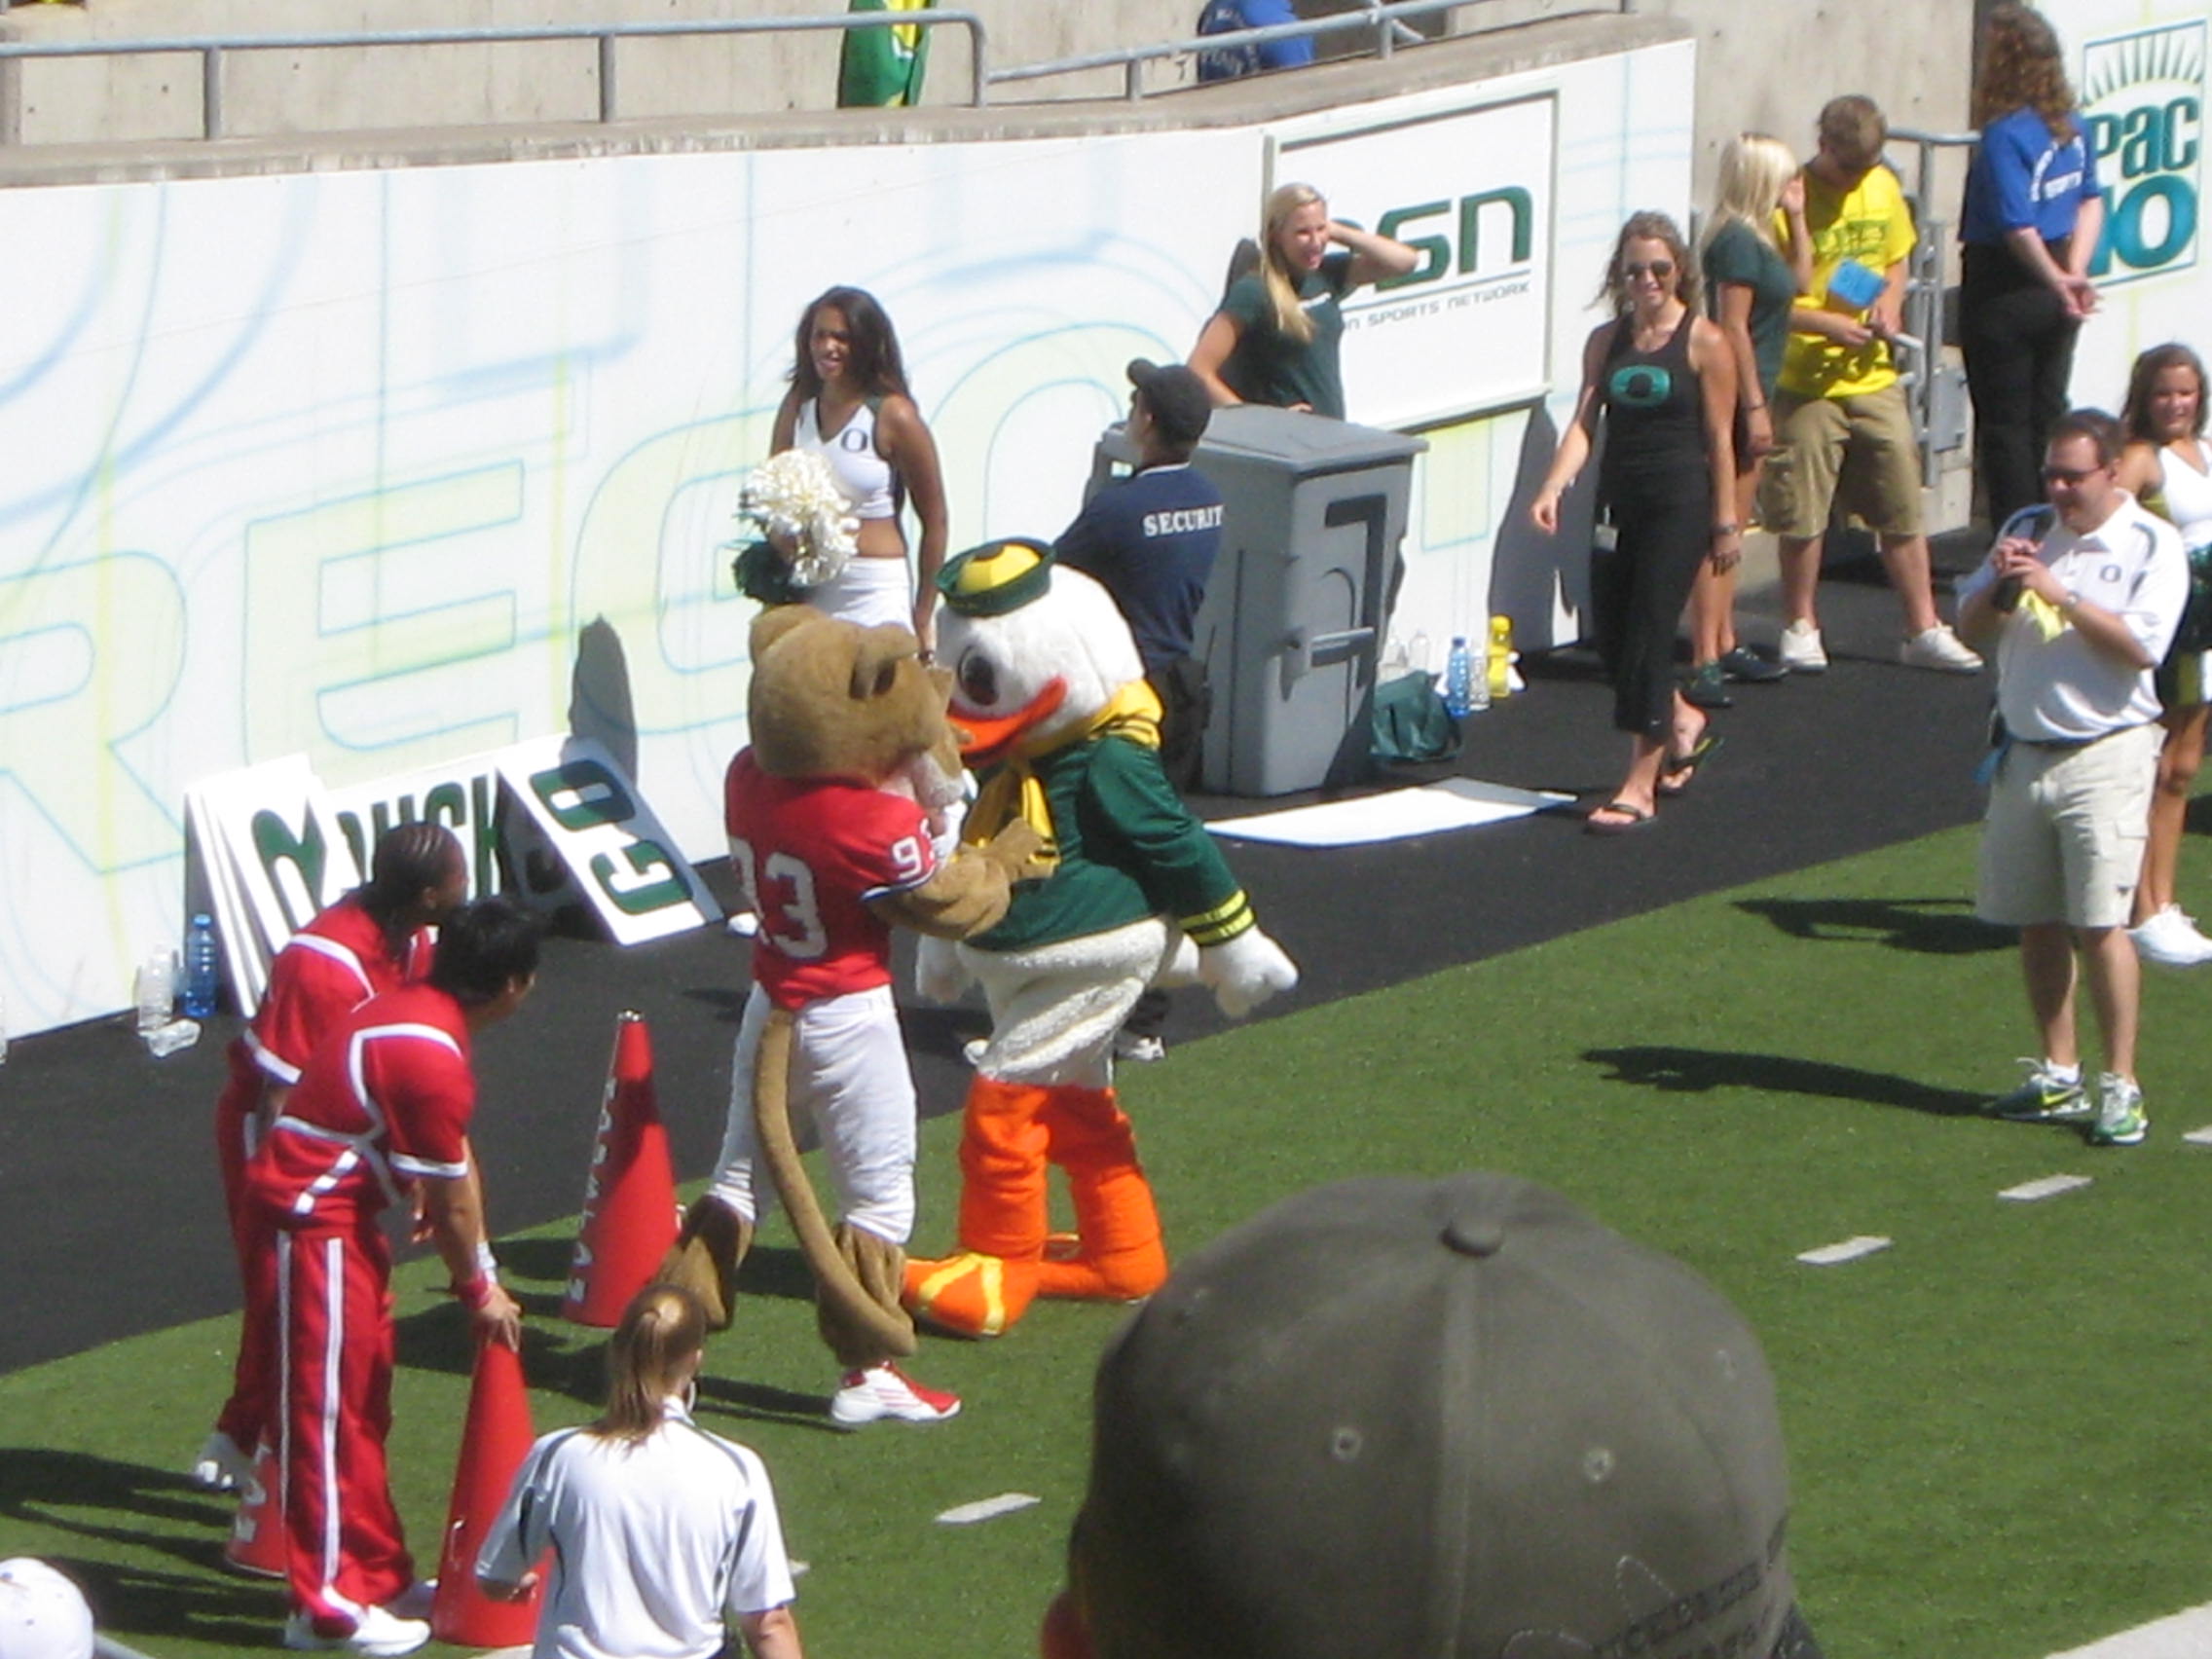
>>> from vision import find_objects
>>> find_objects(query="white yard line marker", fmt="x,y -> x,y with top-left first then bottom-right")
936,1493 -> 1042,1526
2046,1601 -> 2212,1657
1795,1235 -> 1892,1266
2000,1173 -> 2093,1201
2181,1125 -> 2212,1147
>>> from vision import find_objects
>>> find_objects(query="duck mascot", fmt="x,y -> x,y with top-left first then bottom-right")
903,538 -> 1299,1338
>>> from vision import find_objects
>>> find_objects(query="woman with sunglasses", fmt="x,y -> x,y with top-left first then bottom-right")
1532,212 -> 1739,832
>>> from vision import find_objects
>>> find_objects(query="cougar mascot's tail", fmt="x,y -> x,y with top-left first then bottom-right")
903,540 -> 1298,1338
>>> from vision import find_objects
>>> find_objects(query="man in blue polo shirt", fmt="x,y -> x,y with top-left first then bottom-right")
1055,357 -> 1225,1060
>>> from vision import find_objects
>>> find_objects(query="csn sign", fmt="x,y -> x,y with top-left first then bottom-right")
2081,21 -> 2206,285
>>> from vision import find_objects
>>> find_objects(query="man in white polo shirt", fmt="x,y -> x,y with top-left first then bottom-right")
1957,408 -> 2188,1146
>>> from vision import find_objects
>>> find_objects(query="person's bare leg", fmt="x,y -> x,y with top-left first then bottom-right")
1779,534 -> 1823,630
2077,924 -> 2140,1080
2133,706 -> 2206,924
1686,561 -> 1729,667
1878,532 -> 1942,638
2019,921 -> 2079,1071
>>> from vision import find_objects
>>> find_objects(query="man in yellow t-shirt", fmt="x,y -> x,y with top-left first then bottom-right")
1757,94 -> 1983,676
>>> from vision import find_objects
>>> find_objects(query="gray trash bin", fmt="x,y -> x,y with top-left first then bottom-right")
1086,405 -> 1425,795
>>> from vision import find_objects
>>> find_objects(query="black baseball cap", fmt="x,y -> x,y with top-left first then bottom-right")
1066,1172 -> 1811,1659
1127,358 -> 1213,447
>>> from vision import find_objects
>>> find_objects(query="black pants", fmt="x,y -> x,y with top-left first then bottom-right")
1960,241 -> 2082,529
1593,477 -> 1710,740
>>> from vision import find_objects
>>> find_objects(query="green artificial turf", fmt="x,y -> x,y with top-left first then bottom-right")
5,822 -> 2210,1658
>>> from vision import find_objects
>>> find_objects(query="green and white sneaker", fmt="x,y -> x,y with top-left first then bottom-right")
2088,1073 -> 2149,1146
1988,1059 -> 2090,1122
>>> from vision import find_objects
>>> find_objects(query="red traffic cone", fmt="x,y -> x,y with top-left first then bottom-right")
222,1440 -> 287,1578
429,1337 -> 542,1648
564,1011 -> 681,1328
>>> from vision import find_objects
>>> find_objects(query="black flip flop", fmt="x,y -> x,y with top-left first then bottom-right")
1585,800 -> 1657,835
1658,731 -> 1725,797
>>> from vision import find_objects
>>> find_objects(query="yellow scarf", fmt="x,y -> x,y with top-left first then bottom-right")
963,682 -> 1163,868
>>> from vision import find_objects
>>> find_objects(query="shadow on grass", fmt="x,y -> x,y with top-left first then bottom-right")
1735,895 -> 2011,955
693,1373 -> 844,1434
0,1450 -> 275,1646
1585,1046 -> 1986,1117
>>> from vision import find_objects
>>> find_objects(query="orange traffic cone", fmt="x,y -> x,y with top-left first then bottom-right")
429,1336 -> 542,1648
222,1440 -> 287,1578
564,1011 -> 681,1328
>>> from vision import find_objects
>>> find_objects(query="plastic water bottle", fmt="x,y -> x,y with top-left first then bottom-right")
134,952 -> 176,1033
1444,636 -> 1476,718
181,913 -> 219,1019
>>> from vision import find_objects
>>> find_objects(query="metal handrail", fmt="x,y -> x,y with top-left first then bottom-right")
986,0 -> 1622,100
0,11 -> 990,135
1889,125 -> 1981,483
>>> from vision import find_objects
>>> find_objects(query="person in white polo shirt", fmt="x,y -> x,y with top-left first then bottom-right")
1957,408 -> 2188,1146
476,1284 -> 803,1659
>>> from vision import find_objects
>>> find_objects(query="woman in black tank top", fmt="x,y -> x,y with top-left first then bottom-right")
1531,212 -> 1742,831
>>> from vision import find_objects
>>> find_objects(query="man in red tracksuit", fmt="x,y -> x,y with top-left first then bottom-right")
242,897 -> 537,1658
198,824 -> 467,1492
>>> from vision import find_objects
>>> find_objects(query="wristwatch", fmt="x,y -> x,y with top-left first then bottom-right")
1712,522 -> 1740,537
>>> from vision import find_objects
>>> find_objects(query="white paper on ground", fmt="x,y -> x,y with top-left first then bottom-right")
1795,1235 -> 1892,1266
2045,1600 -> 2212,1658
1208,779 -> 1575,848
2181,1125 -> 2212,1146
936,1493 -> 1042,1526
1999,1173 -> 2093,1201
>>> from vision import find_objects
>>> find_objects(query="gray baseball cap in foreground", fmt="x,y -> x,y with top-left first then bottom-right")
1066,1172 -> 1817,1659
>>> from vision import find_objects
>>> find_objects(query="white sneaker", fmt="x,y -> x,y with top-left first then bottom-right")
1778,620 -> 1828,673
2088,1073 -> 2149,1147
190,1430 -> 254,1493
2129,904 -> 2212,968
830,1363 -> 962,1427
1113,1031 -> 1165,1063
281,1604 -> 431,1658
1899,625 -> 1982,673
961,1036 -> 988,1068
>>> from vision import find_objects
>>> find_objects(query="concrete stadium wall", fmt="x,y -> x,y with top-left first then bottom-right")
0,17 -> 1699,1036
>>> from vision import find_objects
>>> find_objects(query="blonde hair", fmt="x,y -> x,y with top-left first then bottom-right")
1260,181 -> 1325,346
1706,133 -> 1798,253
594,1284 -> 707,1445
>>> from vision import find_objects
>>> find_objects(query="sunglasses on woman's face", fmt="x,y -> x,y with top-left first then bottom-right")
1624,260 -> 1675,279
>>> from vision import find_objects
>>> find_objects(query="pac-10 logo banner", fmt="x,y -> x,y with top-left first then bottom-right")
2081,20 -> 2206,287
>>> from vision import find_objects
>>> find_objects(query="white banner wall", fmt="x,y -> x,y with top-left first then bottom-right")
0,39 -> 1693,1035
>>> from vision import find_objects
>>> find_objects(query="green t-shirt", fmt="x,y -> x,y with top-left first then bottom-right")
1219,249 -> 1354,421
970,734 -> 1250,953
1701,219 -> 1796,399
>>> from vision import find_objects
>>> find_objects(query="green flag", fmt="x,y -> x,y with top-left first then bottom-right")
838,0 -> 935,108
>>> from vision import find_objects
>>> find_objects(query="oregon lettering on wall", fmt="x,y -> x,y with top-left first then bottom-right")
2081,20 -> 2205,287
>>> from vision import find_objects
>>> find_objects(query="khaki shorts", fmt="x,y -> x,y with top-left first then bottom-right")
1756,382 -> 1924,539
1975,723 -> 2159,931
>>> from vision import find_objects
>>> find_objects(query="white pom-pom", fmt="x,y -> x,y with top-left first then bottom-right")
736,451 -> 860,588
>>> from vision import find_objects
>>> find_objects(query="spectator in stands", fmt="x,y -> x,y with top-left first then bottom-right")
1055,357 -> 1224,1061
772,286 -> 950,651
1960,410 -> 2187,1148
1960,2 -> 2102,530
1038,1171 -> 1826,1659
1187,182 -> 1418,422
1531,211 -> 1739,833
1194,0 -> 1313,83
0,1560 -> 92,1659
2115,345 -> 2212,967
479,1283 -> 804,1659
1762,95 -> 1983,677
1684,132 -> 1811,711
